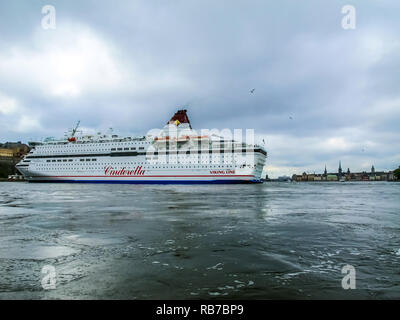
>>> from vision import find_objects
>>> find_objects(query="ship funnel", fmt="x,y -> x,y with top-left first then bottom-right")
168,109 -> 192,128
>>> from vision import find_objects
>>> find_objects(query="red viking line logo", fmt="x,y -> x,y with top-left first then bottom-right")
104,166 -> 145,176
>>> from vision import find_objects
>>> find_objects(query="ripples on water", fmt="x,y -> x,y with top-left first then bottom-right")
0,182 -> 399,299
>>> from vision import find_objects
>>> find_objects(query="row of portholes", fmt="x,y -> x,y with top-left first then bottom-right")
33,164 -> 240,169
38,141 -> 150,151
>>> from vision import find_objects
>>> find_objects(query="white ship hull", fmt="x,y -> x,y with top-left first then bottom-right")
16,110 -> 267,184
17,159 -> 265,184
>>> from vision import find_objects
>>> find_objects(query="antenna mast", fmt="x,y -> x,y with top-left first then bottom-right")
71,120 -> 80,138
68,120 -> 80,142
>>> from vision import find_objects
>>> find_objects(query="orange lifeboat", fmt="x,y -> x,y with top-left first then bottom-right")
154,135 -> 209,142
177,135 -> 190,142
154,136 -> 171,142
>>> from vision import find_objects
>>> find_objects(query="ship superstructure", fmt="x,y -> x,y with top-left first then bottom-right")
16,110 -> 267,183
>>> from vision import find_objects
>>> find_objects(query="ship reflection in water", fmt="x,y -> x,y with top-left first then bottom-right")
0,182 -> 399,299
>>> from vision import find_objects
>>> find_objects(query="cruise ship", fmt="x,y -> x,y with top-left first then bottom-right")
16,110 -> 267,184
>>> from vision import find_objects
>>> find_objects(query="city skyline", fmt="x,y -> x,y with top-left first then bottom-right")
295,161 -> 380,176
291,160 -> 397,182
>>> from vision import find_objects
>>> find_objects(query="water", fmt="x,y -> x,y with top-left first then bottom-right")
0,182 -> 399,299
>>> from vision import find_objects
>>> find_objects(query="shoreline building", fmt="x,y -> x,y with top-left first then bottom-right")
0,142 -> 30,160
292,162 -> 398,182
0,142 -> 30,178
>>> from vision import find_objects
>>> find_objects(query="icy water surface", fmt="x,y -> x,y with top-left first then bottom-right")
0,182 -> 399,299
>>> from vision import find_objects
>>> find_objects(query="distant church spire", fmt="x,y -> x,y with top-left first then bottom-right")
371,165 -> 375,174
338,161 -> 342,176
324,165 -> 327,176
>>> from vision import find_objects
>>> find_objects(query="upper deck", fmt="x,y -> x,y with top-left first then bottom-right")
26,110 -> 267,158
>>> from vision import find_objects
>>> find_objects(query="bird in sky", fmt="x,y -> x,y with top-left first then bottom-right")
289,116 -> 293,120
250,88 -> 255,94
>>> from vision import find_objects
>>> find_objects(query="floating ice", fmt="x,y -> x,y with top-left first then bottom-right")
207,262 -> 223,270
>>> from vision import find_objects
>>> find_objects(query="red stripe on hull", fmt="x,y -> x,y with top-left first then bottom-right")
31,175 -> 255,178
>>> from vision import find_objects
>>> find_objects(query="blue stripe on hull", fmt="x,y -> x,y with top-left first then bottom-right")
28,179 -> 262,184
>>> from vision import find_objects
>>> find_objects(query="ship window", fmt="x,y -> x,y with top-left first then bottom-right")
139,147 -> 144,150
131,148 -> 136,150
47,160 -> 51,162
52,160 -> 56,162
124,148 -> 129,150
117,148 -> 122,151
111,148 -> 116,151
80,159 -> 84,161
57,160 -> 61,162
92,159 -> 96,161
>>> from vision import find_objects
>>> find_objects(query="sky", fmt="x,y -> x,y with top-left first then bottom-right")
0,0 -> 399,178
